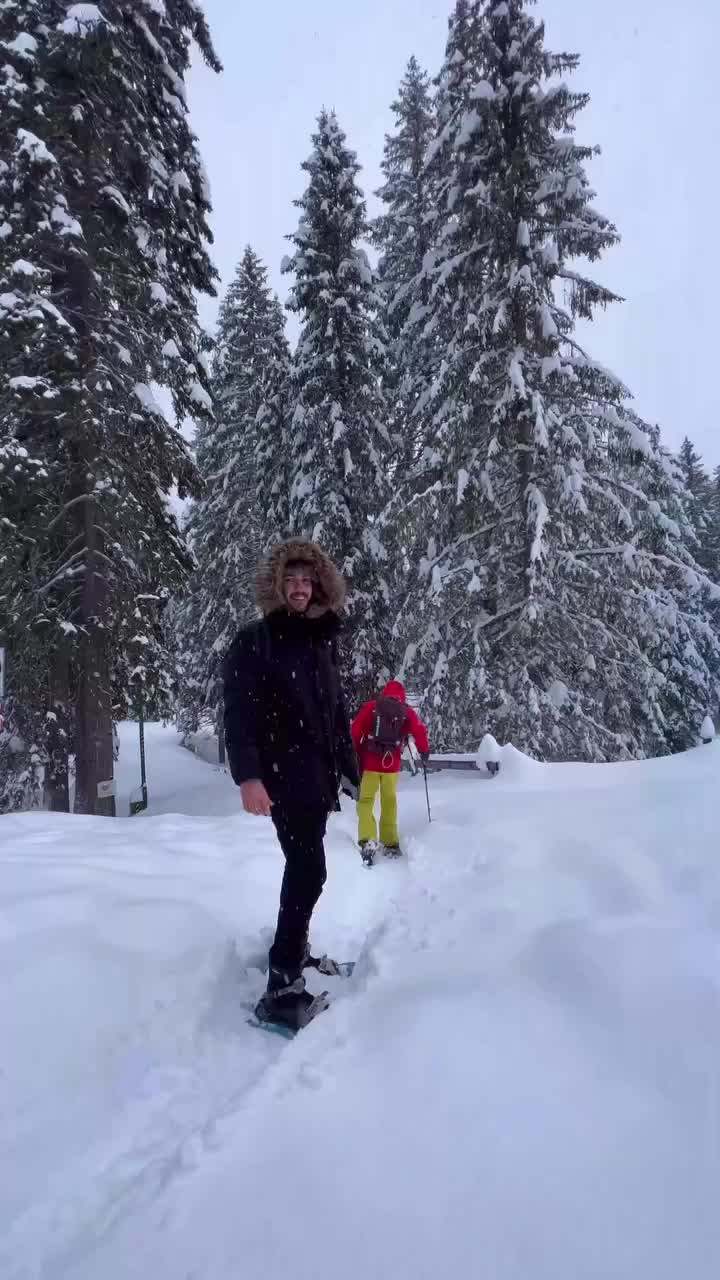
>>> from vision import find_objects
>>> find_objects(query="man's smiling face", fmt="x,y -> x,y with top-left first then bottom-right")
283,566 -> 314,613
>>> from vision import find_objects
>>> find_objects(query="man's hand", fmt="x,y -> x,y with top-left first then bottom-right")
240,779 -> 273,816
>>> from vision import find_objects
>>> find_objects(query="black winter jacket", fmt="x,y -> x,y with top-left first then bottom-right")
222,609 -> 359,812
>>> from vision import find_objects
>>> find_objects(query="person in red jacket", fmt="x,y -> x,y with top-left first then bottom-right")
351,680 -> 429,863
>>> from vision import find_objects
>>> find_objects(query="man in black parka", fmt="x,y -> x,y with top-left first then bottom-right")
223,538 -> 359,1030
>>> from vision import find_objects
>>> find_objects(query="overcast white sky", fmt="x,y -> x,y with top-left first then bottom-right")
188,0 -> 719,468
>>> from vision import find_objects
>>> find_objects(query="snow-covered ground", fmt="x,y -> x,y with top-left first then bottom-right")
2,724 -> 720,1279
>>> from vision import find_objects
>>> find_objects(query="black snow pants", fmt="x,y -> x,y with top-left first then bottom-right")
269,806 -> 329,978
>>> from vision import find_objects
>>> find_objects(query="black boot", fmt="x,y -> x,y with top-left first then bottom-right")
255,966 -> 328,1032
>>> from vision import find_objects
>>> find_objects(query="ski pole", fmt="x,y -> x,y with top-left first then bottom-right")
408,742 -> 432,824
422,758 -> 432,824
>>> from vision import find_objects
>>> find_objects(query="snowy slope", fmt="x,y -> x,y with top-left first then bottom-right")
2,726 -> 720,1279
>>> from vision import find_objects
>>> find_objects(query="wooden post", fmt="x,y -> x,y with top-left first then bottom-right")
216,694 -> 226,766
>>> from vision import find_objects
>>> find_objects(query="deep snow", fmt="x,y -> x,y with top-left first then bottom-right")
2,723 -> 720,1279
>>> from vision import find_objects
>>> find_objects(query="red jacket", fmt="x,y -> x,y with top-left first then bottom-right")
352,680 -> 429,774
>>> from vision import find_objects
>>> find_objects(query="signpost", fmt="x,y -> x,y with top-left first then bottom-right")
129,695 -> 148,816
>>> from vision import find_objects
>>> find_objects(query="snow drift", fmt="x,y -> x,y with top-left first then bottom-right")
2,724 -> 720,1279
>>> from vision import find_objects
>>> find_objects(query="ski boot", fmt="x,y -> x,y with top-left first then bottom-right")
255,966 -> 329,1032
359,839 -> 378,867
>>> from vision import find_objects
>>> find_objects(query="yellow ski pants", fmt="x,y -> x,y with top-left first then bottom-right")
357,770 -> 399,846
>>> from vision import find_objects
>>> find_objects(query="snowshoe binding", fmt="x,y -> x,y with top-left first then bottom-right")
305,953 -> 356,978
253,988 -> 330,1035
300,937 -> 355,978
359,839 -> 378,867
252,967 -> 330,1035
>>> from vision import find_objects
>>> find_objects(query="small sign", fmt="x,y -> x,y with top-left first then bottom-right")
97,778 -> 117,799
0,646 -> 5,700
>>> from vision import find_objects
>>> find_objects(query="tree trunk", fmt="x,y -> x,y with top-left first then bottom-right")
74,639 -> 115,816
216,695 -> 226,766
46,645 -> 71,812
73,490 -> 116,817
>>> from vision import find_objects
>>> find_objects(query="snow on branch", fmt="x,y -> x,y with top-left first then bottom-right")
57,3 -> 106,35
58,5 -> 107,37
16,129 -> 58,166
133,383 -> 164,416
5,33 -> 38,59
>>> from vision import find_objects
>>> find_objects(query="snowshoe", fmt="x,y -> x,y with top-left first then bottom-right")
252,987 -> 330,1036
381,844 -> 403,859
359,839 -> 378,867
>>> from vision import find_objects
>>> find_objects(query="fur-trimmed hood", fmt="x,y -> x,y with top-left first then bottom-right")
256,538 -> 346,618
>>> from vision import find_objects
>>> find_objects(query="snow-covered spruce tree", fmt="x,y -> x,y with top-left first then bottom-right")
676,436 -> 714,573
0,1 -> 219,812
113,581 -> 182,726
371,58 -> 436,675
400,0 -> 719,760
175,248 -> 290,736
388,0 -> 488,702
708,465 -> 720,726
678,436 -> 710,497
665,439 -> 720,734
373,57 -> 435,359
707,465 -> 720,583
256,294 -> 293,547
284,110 -> 392,703
0,650 -> 46,815
605,427 -> 720,754
0,5 -> 82,810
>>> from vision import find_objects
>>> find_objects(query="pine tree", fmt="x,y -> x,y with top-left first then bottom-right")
256,295 -> 293,546
708,465 -> 720,582
676,436 -> 714,572
372,58 -> 436,676
678,437 -> 709,497
608,429 -> 720,753
175,248 -> 290,736
0,645 -> 46,816
374,57 -> 435,351
384,2 -> 484,680
284,110 -> 393,701
0,0 -> 220,812
701,462 -> 720,729
399,0 -> 720,760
